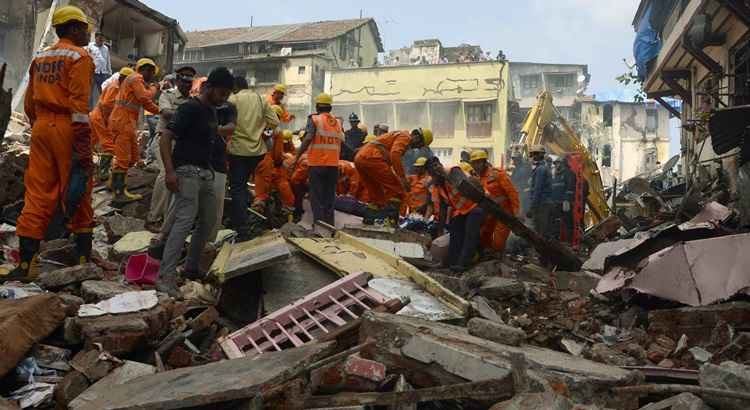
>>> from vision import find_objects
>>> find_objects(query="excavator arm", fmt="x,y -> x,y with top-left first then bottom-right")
517,91 -> 610,224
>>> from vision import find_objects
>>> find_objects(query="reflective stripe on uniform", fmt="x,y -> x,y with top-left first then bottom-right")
310,143 -> 339,150
36,49 -> 82,60
71,113 -> 89,123
115,100 -> 140,111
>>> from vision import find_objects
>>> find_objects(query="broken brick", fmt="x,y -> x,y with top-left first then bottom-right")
54,371 -> 90,407
311,355 -> 386,394
478,277 -> 524,300
70,349 -> 117,382
648,302 -> 750,346
468,318 -> 526,346
80,280 -> 136,303
38,263 -> 104,290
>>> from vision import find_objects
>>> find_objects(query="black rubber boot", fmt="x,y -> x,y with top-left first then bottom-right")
111,170 -> 142,208
363,204 -> 380,225
74,232 -> 93,265
0,237 -> 41,283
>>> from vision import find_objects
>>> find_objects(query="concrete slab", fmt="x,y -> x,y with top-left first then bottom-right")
69,361 -> 157,410
75,342 -> 334,410
210,231 -> 290,283
368,278 -> 458,321
360,312 -> 641,409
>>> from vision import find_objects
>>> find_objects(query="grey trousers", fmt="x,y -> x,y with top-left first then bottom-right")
148,134 -> 169,223
159,165 -> 217,279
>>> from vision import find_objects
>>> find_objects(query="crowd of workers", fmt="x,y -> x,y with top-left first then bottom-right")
0,6 -> 586,294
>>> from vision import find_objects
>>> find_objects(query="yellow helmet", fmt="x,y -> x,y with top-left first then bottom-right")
119,67 -> 135,77
136,58 -> 157,72
414,157 -> 427,167
282,129 -> 293,141
458,162 -> 473,174
274,84 -> 287,93
420,128 -> 433,146
470,150 -> 488,161
52,6 -> 91,32
364,134 -> 377,143
529,144 -> 546,154
358,123 -> 368,133
315,93 -> 333,105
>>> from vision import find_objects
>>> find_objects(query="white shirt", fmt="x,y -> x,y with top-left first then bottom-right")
101,72 -> 120,90
86,42 -> 112,75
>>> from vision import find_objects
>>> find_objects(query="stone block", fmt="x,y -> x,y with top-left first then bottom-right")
80,280 -> 136,303
699,361 -> 750,410
479,277 -> 524,300
638,392 -> 712,410
311,355 -> 386,394
588,343 -> 639,367
468,318 -> 526,346
101,214 -> 145,242
69,361 -> 157,410
471,296 -> 504,324
38,263 -> 103,290
70,349 -> 116,383
58,293 -> 85,316
54,371 -> 90,407
359,312 -> 641,409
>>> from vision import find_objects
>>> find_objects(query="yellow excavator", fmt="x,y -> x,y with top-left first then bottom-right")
515,91 -> 610,225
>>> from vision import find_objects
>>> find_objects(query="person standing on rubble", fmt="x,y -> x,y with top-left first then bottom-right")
146,66 -> 197,230
86,32 -> 112,105
426,159 -> 484,272
341,113 -> 367,161
354,127 -> 433,225
292,93 -> 344,226
406,157 -> 432,216
155,67 -> 235,297
253,121 -> 295,214
1,6 -> 95,283
267,84 -> 295,124
91,66 -> 133,181
226,76 -> 280,240
107,58 -> 161,207
550,157 -> 576,243
470,150 -> 519,254
527,145 -> 554,238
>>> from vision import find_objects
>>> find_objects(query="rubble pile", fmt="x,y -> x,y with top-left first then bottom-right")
0,162 -> 747,410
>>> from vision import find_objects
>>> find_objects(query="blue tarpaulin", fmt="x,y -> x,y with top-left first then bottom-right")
634,4 -> 662,81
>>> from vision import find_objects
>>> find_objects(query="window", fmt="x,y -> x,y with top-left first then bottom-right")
430,102 -> 458,138
396,102 -> 428,132
298,66 -> 306,76
465,102 -> 494,137
433,148 -> 454,165
646,109 -> 658,131
254,65 -> 280,84
204,44 -> 240,60
603,104 -> 613,127
339,36 -> 349,60
521,74 -> 541,90
546,74 -> 575,90
362,103 -> 394,130
601,144 -> 612,167
731,38 -> 750,106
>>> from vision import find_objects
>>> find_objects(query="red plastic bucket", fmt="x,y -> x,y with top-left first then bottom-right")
125,253 -> 160,285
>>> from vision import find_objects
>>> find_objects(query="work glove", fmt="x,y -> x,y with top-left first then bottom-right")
63,160 -> 89,223
72,125 -> 94,177
562,201 -> 571,212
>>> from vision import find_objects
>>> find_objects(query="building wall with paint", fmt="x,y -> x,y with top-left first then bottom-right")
324,61 -> 510,166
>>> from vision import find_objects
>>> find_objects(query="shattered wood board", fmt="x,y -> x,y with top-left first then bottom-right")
210,231 -> 290,283
74,342 -> 334,410
289,231 -> 469,317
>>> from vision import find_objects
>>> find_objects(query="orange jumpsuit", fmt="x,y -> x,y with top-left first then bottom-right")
407,173 -> 432,213
337,160 -> 362,196
266,94 -> 293,123
255,131 -> 294,207
478,167 -> 520,251
90,79 -> 120,152
17,38 -> 95,240
108,73 -> 159,170
353,130 -> 411,207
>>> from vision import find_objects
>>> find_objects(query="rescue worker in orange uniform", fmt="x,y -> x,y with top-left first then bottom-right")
267,84 -> 295,124
2,6 -> 94,283
406,157 -> 432,216
290,142 -> 309,223
108,58 -> 160,206
91,66 -> 133,181
254,124 -> 295,211
426,159 -> 484,272
292,93 -> 343,225
470,150 -> 520,253
337,160 -> 362,197
354,128 -> 433,225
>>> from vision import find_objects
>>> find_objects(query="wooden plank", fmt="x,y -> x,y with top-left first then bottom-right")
75,342 -> 335,410
210,231 -> 290,283
288,233 -> 470,317
303,378 -> 514,408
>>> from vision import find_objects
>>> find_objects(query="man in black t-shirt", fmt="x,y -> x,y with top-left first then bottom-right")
155,67 -> 234,298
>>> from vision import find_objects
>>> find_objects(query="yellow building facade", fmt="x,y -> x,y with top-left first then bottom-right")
324,61 -> 510,166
